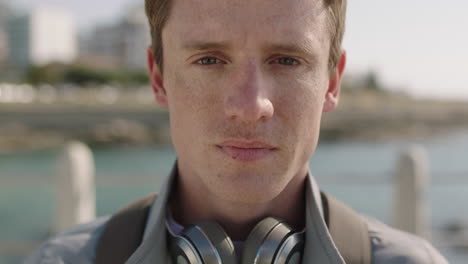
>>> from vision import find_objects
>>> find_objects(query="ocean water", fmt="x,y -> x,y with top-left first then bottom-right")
1,130 -> 468,263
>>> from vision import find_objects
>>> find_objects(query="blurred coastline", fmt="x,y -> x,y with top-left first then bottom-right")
1,87 -> 467,152
322,90 -> 468,141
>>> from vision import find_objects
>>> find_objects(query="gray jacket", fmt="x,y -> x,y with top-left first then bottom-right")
25,167 -> 448,264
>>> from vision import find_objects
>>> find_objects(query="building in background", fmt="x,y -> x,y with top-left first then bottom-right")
7,7 -> 77,68
0,28 -> 7,65
79,7 -> 150,70
0,1 -> 12,66
78,23 -> 125,69
121,7 -> 152,70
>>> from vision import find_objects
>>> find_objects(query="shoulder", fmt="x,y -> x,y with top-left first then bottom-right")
363,216 -> 448,264
24,216 -> 110,264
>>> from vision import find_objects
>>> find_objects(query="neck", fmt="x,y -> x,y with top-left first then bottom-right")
169,163 -> 307,241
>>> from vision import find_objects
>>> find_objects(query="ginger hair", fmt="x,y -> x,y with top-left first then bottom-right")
145,0 -> 346,76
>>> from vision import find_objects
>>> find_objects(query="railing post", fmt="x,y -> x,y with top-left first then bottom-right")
55,141 -> 96,233
393,145 -> 431,240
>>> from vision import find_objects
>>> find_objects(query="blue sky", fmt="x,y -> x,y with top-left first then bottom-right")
6,0 -> 468,99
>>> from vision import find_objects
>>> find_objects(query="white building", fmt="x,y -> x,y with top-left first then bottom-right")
80,7 -> 151,70
79,23 -> 126,68
0,28 -> 7,65
121,7 -> 152,70
8,8 -> 77,67
0,1 -> 11,65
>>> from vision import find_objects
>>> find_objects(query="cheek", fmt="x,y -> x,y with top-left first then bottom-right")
274,73 -> 327,124
273,74 -> 327,155
166,70 -> 214,112
164,68 -> 222,141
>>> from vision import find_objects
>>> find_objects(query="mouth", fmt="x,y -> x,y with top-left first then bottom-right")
216,140 -> 277,162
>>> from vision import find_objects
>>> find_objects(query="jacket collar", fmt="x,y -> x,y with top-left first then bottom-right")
125,162 -> 344,264
125,164 -> 175,264
302,175 -> 345,263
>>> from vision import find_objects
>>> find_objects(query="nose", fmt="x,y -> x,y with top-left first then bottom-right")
224,62 -> 274,122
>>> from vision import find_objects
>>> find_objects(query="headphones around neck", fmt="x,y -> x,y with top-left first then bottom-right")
167,217 -> 304,264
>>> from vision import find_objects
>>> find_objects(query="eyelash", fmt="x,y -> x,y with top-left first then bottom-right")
270,57 -> 300,66
194,56 -> 301,66
196,57 -> 225,65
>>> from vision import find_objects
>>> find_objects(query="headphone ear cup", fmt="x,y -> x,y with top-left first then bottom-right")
170,235 -> 204,264
273,231 -> 304,264
242,217 -> 302,264
242,217 -> 283,264
182,221 -> 237,264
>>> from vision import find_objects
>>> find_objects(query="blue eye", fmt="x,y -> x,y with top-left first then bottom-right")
273,57 -> 300,66
197,57 -> 223,65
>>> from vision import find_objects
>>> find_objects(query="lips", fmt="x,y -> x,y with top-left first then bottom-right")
217,140 -> 277,162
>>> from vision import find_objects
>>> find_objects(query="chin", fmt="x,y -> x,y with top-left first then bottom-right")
218,187 -> 279,204
210,170 -> 287,204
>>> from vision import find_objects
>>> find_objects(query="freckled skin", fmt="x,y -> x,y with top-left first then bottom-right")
149,0 -> 345,235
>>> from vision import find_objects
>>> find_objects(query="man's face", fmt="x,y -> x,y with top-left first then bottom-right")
150,0 -> 344,203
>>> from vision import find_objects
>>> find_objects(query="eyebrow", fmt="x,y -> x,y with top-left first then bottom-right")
181,41 -> 232,51
264,42 -> 318,58
181,40 -> 319,61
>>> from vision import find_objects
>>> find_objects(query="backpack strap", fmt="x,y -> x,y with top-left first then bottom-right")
95,192 -> 371,264
321,192 -> 372,264
94,193 -> 158,264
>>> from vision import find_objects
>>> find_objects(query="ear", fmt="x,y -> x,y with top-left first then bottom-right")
147,47 -> 168,108
323,50 -> 346,113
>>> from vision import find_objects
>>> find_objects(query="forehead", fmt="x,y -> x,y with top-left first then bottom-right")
163,0 -> 329,51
